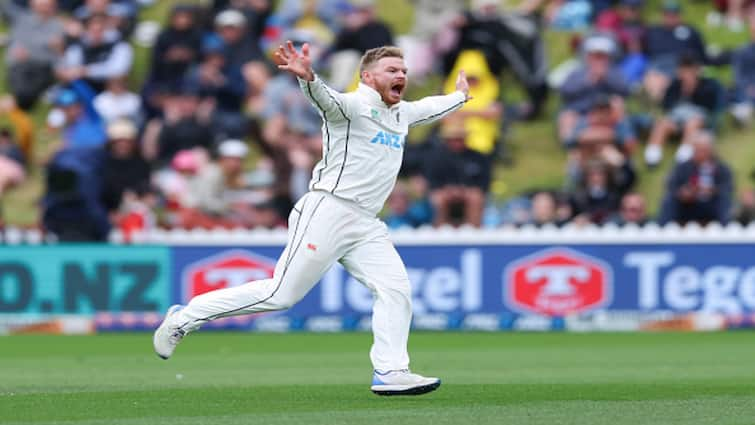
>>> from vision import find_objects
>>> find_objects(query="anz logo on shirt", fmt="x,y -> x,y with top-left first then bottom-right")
369,131 -> 404,150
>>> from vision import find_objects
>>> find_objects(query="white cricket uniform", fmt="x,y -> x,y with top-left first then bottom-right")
175,75 -> 466,371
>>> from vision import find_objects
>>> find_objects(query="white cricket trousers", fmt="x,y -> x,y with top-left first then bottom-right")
174,191 -> 413,371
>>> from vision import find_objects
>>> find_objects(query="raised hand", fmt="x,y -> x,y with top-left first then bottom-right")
456,70 -> 472,101
274,41 -> 315,82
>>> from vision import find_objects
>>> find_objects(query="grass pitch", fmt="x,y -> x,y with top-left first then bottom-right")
1,332 -> 754,425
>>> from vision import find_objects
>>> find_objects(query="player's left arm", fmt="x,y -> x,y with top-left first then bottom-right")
406,70 -> 471,128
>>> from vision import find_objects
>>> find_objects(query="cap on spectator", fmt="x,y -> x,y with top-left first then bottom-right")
107,119 -> 137,140
215,9 -> 246,27
661,0 -> 681,13
201,36 -> 226,55
218,139 -> 249,158
583,35 -> 615,55
54,89 -> 80,107
172,150 -> 200,173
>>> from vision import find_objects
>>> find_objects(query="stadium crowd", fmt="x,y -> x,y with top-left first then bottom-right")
0,0 -> 754,241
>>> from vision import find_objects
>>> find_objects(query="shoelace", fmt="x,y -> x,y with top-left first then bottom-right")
169,329 -> 186,345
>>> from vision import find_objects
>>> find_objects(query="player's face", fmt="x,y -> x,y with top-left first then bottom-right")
363,57 -> 408,106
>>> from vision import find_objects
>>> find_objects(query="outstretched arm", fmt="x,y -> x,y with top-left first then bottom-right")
275,41 -> 350,121
406,70 -> 471,128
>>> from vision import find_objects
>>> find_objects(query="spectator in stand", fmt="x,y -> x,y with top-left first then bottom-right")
93,75 -> 142,124
444,0 -> 549,120
213,9 -> 270,105
558,34 -> 629,143
729,6 -> 755,126
425,122 -> 490,228
56,13 -> 134,92
100,119 -> 151,214
659,131 -> 733,225
565,95 -> 637,158
568,160 -> 624,224
143,4 -> 202,118
644,53 -> 723,166
443,50 -> 503,156
384,180 -> 433,229
0,95 -> 35,161
596,0 -> 645,53
734,187 -> 755,224
186,37 -> 248,140
564,96 -> 637,197
215,0 -> 273,110
333,0 -> 393,54
151,149 -> 203,227
53,87 -> 107,150
609,192 -> 650,226
595,0 -> 647,86
142,86 -> 214,167
642,0 -> 724,102
0,129 -> 27,197
527,191 -> 567,227
212,0 -> 272,37
43,145 -> 110,241
399,0 -> 464,81
73,0 -> 138,36
1,0 -> 66,110
328,0 -> 394,90
180,139 -> 255,228
260,35 -> 323,185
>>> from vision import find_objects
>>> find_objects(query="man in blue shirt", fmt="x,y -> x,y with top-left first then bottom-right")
642,0 -> 726,101
56,88 -> 107,150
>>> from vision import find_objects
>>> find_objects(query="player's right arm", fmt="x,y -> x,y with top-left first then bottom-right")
275,41 -> 351,122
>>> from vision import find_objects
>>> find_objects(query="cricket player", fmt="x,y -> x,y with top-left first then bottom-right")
154,41 -> 470,396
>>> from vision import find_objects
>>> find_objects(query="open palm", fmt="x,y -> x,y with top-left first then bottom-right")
275,41 -> 314,81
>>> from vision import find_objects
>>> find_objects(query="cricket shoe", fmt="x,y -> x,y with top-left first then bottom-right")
370,369 -> 441,396
153,304 -> 187,360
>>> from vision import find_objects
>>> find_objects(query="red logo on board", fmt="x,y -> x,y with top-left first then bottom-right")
504,248 -> 612,316
182,250 -> 276,302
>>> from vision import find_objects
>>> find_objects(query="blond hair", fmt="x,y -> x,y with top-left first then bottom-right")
359,46 -> 404,75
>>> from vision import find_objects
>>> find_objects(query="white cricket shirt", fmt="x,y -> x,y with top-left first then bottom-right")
298,75 -> 467,216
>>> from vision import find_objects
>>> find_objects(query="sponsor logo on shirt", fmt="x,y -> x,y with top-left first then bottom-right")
369,131 -> 404,150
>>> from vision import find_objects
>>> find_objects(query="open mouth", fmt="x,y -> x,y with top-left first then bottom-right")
390,82 -> 405,97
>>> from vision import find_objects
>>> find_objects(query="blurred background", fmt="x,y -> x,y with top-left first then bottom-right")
0,0 -> 754,334
0,0 -> 753,237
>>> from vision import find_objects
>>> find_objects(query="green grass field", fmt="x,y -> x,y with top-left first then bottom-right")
2,332 -> 755,425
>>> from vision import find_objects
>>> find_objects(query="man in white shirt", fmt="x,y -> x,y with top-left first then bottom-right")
155,41 -> 470,396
